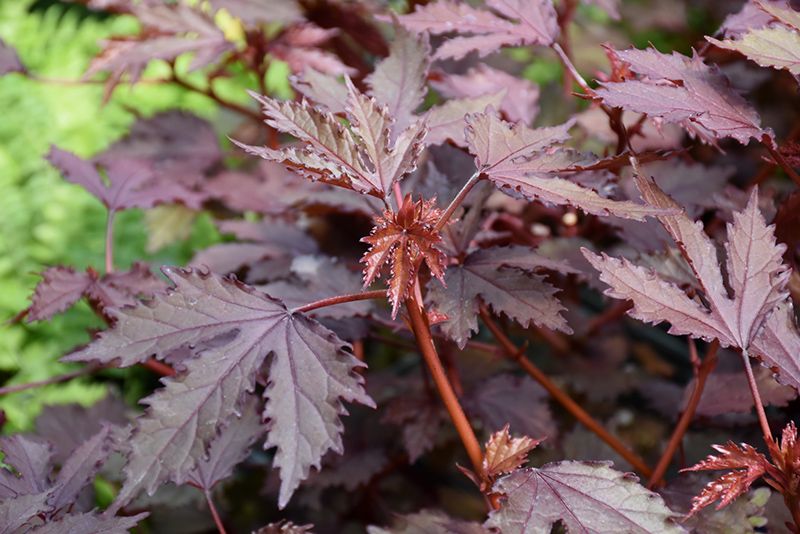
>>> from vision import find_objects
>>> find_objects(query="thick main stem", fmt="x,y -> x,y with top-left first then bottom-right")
291,290 -> 386,315
479,308 -> 653,478
648,340 -> 719,488
406,295 -> 484,475
434,172 -> 483,232
741,349 -> 774,445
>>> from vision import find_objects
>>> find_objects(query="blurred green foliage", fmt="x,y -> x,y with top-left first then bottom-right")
0,0 -> 223,431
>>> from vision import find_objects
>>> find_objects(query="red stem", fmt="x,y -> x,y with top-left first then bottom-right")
291,290 -> 386,315
647,340 -> 719,488
479,307 -> 653,478
741,349 -> 774,445
204,491 -> 227,534
406,295 -> 484,476
434,172 -> 483,232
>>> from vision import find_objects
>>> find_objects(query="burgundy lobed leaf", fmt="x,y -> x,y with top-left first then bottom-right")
64,267 -> 373,509
465,111 -> 671,220
382,393 -> 447,463
84,3 -> 234,92
584,177 -> 791,354
485,461 -> 684,533
271,23 -> 355,77
366,27 -> 431,135
470,374 -> 557,441
24,263 -> 165,322
395,0 -> 559,60
682,442 -> 771,514
428,245 -> 574,347
95,111 -> 222,189
25,267 -> 92,322
254,521 -> 315,534
47,146 -> 205,214
594,47 -> 770,145
237,86 -> 426,199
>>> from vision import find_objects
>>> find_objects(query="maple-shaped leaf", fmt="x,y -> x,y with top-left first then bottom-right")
24,264 -> 165,322
428,246 -> 574,347
85,3 -> 234,92
484,462 -> 684,533
396,0 -> 559,60
186,394 -> 266,492
470,374 -> 557,441
0,427 -> 134,532
0,38 -> 24,75
583,178 -> 791,354
361,195 -> 447,317
366,27 -> 431,135
482,424 -> 542,480
708,1 -> 800,76
96,111 -> 222,189
236,86 -> 426,199
47,147 -> 205,215
34,396 -> 129,464
368,509 -> 487,534
431,65 -> 540,124
64,267 -> 373,509
682,442 -> 770,514
594,47 -> 769,145
47,425 -> 118,510
25,512 -> 149,534
465,111 -> 669,220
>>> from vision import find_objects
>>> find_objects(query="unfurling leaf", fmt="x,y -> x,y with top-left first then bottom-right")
482,425 -> 541,479
64,267 -> 374,509
584,179 -> 791,354
396,0 -> 559,60
594,47 -> 769,144
485,462 -> 684,533
237,83 -> 426,199
682,442 -> 770,514
361,195 -> 447,317
465,111 -> 669,220
428,245 -> 573,347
